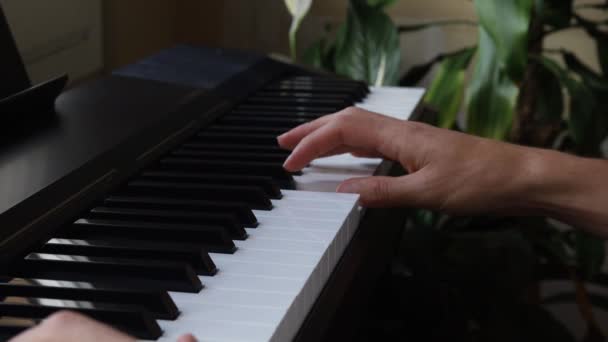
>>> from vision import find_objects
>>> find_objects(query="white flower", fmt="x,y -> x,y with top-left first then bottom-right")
284,0 -> 313,61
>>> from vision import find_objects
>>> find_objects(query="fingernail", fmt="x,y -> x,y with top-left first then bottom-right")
337,181 -> 362,194
282,155 -> 293,171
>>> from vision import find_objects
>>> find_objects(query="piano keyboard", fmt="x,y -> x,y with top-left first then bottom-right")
0,75 -> 424,342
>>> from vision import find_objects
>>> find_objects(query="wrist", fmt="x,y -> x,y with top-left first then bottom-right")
516,147 -> 608,235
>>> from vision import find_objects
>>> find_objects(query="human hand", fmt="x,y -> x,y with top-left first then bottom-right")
9,311 -> 197,342
278,107 -> 538,215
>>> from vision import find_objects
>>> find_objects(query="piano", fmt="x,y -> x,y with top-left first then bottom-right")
0,8 -> 425,341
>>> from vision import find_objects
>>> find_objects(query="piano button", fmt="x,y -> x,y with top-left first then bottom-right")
236,104 -> 332,114
124,180 -> 273,211
12,254 -> 203,293
170,149 -> 288,164
195,132 -> 280,145
0,300 -> 161,340
104,195 -> 259,227
87,207 -> 247,241
158,159 -> 296,189
40,239 -> 217,276
182,142 -> 289,154
0,281 -> 178,320
206,125 -> 289,135
139,171 -> 282,201
65,219 -> 237,254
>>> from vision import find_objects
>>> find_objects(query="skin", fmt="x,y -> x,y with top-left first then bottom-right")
9,311 -> 197,342
278,107 -> 608,238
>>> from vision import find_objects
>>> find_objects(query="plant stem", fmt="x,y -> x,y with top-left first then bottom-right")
511,9 -> 562,147
289,29 -> 297,62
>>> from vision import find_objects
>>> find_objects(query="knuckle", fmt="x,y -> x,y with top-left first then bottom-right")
45,311 -> 83,327
339,106 -> 359,118
371,178 -> 391,203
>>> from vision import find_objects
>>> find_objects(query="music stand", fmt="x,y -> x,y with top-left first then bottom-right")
0,3 -> 67,128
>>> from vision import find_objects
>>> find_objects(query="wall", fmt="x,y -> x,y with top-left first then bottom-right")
103,0 -> 224,71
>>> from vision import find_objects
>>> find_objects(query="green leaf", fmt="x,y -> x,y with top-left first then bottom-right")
365,0 -> 399,9
565,76 -> 598,152
562,51 -> 608,94
397,20 -> 477,34
535,55 -> 605,154
598,38 -> 608,76
560,52 -> 608,154
575,231 -> 606,280
537,0 -> 573,28
466,28 -> 519,140
574,15 -> 608,76
474,0 -> 534,82
334,2 -> 401,85
424,47 -> 476,129
535,59 -> 565,122
303,38 -> 335,71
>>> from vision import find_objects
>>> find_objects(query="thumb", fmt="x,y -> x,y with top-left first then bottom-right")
337,175 -> 421,208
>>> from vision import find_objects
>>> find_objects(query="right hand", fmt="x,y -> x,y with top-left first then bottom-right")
278,107 -> 537,215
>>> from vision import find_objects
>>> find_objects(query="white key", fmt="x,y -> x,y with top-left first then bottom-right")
157,191 -> 359,342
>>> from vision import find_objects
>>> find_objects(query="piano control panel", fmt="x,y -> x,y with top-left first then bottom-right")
0,45 -> 425,341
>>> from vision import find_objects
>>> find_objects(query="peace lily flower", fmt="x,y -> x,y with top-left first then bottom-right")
284,0 -> 313,62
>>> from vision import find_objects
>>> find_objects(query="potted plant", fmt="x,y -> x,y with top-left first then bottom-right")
285,0 -> 608,340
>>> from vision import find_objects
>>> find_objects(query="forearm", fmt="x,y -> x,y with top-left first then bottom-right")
518,148 -> 608,237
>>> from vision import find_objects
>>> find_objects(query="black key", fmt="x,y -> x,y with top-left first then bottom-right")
0,281 -> 178,319
171,149 -> 288,164
88,206 -> 247,241
40,239 -> 217,276
265,83 -> 367,100
286,76 -> 370,93
196,132 -> 280,145
257,91 -> 356,102
207,125 -> 289,135
159,158 -> 296,188
0,322 -> 31,341
11,253 -> 203,293
105,195 -> 259,227
182,141 -> 290,155
139,171 -> 282,200
63,219 -> 237,254
0,301 -> 161,340
230,109 -> 323,119
220,116 -> 310,128
237,104 -> 334,114
124,180 -> 273,210
246,95 -> 350,108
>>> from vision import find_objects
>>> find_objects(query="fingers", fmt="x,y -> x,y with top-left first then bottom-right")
277,114 -> 333,150
283,122 -> 345,171
337,174 -> 425,208
279,108 -> 403,171
177,334 -> 198,342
